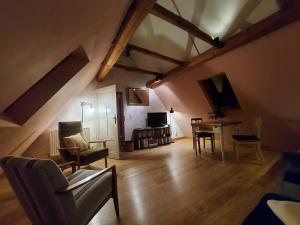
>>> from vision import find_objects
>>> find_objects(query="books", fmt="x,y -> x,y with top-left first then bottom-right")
133,126 -> 171,150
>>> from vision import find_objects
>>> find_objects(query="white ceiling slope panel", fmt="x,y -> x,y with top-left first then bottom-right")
129,0 -> 281,72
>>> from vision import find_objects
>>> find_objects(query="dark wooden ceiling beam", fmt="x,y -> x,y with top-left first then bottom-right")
114,63 -> 162,76
146,2 -> 300,88
150,3 -> 224,48
97,0 -> 157,81
126,44 -> 184,65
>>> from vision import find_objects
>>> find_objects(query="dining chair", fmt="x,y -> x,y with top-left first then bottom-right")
191,118 -> 215,156
232,117 -> 264,164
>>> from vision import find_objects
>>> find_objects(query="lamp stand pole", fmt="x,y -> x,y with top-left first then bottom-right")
169,109 -> 174,143
81,102 -> 84,122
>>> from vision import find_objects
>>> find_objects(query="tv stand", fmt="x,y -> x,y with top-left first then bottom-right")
133,126 -> 171,150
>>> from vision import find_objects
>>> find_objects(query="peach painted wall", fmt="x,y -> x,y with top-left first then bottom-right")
0,0 -> 131,157
154,20 -> 300,151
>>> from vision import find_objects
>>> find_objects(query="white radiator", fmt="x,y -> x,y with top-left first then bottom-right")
49,128 -> 90,157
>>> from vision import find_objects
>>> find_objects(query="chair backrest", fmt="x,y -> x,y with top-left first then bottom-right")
191,118 -> 203,125
58,121 -> 83,148
0,156 -> 76,225
191,118 -> 203,131
255,117 -> 262,138
191,118 -> 213,132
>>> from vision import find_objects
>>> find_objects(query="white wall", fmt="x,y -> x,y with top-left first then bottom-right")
49,68 -> 185,141
25,69 -> 184,157
96,67 -> 184,141
48,81 -> 98,140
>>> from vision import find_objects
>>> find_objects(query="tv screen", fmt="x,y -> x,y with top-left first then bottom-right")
198,73 -> 240,109
147,112 -> 167,127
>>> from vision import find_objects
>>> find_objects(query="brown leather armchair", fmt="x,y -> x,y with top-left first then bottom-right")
58,121 -> 109,169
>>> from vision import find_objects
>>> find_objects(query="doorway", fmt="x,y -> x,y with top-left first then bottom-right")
95,85 -> 120,159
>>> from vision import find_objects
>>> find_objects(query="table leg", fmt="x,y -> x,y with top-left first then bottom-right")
220,126 -> 225,162
234,124 -> 241,134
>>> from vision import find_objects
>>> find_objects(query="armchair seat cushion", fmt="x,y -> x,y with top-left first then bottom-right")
65,148 -> 109,165
67,169 -> 113,225
286,150 -> 300,169
283,164 -> 300,185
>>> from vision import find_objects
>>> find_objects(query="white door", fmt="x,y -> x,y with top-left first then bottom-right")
95,85 -> 120,159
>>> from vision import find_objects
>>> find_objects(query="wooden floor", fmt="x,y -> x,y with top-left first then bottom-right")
0,139 -> 286,225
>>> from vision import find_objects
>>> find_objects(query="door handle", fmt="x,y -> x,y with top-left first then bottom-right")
112,115 -> 117,124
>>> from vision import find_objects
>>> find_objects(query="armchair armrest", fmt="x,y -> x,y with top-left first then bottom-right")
55,165 -> 116,194
58,161 -> 76,173
88,140 -> 113,148
88,140 -> 107,144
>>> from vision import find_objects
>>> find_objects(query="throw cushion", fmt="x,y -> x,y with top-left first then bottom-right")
267,200 -> 300,225
63,133 -> 89,153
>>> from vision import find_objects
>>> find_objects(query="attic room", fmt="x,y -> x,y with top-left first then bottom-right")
1,0 -> 300,224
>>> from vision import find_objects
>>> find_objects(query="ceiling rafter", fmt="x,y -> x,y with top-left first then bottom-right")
149,3 -> 224,48
97,0 -> 157,81
126,44 -> 184,65
146,1 -> 300,88
114,63 -> 163,76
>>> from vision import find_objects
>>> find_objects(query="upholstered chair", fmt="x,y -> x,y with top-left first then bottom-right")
58,121 -> 109,169
0,156 -> 119,225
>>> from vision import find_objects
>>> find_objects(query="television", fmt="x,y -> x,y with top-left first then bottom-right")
198,73 -> 240,110
147,112 -> 167,127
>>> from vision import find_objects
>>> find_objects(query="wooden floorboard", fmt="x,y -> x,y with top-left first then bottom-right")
0,139 -> 285,225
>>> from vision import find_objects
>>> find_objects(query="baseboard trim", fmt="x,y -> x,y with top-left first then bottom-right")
172,136 -> 186,141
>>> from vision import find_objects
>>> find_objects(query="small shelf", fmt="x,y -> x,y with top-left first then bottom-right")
133,126 -> 171,150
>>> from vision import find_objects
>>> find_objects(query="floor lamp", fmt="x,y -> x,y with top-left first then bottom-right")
169,107 -> 174,143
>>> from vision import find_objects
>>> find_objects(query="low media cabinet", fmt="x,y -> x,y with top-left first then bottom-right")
133,126 -> 171,150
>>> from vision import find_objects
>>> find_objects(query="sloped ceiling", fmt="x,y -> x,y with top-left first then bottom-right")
125,0 -> 280,74
0,0 -> 129,113
0,0 -> 131,156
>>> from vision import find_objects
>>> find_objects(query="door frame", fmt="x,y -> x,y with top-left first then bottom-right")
95,85 -> 120,159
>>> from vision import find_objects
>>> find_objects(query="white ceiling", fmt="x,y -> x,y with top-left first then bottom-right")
121,0 -> 280,75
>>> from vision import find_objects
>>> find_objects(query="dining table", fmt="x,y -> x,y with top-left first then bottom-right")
193,120 -> 242,161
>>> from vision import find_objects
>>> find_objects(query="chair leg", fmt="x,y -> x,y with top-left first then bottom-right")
233,141 -> 239,161
194,139 -> 198,157
253,144 -> 260,162
203,138 -> 206,149
76,152 -> 81,170
211,137 -> 214,153
192,134 -> 196,150
104,157 -> 108,168
256,143 -> 265,164
112,166 -> 120,218
197,136 -> 201,155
